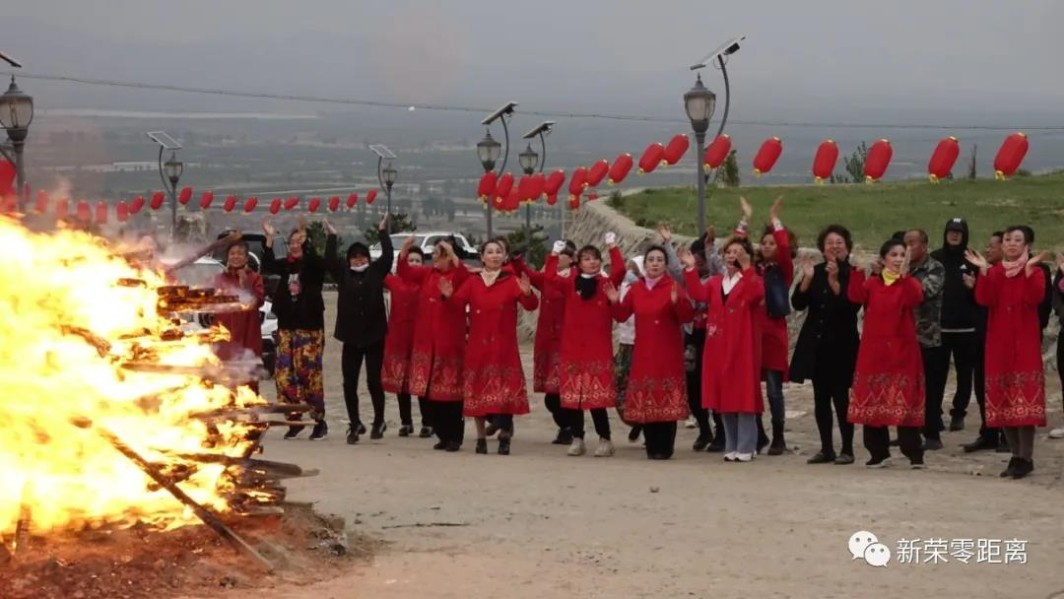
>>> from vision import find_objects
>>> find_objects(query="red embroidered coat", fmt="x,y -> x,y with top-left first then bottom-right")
398,259 -> 470,402
975,264 -> 1046,427
757,225 -> 794,376
381,274 -> 419,394
448,273 -> 539,416
685,268 -> 765,414
846,271 -> 925,427
611,278 -> 694,423
513,258 -> 573,394
212,268 -> 266,360
544,247 -> 626,410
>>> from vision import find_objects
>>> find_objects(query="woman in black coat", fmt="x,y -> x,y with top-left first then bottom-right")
790,225 -> 861,465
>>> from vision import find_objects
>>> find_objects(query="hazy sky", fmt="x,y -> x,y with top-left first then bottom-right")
4,0 -> 1064,123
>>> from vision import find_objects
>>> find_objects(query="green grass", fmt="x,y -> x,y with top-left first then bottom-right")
615,173 -> 1064,252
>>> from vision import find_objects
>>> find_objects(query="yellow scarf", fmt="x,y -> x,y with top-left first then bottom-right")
881,270 -> 900,286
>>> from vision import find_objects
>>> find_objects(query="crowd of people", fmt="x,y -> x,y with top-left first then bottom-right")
206,201 -> 1064,480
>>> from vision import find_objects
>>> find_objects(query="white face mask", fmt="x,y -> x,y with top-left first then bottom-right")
350,264 -> 369,273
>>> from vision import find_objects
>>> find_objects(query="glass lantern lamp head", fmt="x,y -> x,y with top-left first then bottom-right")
518,144 -> 539,175
163,151 -> 184,186
684,73 -> 717,136
0,76 -> 34,144
476,129 -> 502,172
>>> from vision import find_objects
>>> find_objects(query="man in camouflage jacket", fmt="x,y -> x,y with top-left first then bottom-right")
904,229 -> 946,450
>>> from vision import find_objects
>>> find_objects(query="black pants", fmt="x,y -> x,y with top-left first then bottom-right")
812,369 -> 853,456
685,329 -> 711,438
941,332 -> 978,420
481,414 -> 513,436
1058,334 -> 1064,413
398,393 -> 430,427
571,408 -> 611,440
864,425 -> 924,463
921,345 -> 949,440
429,400 -> 464,445
342,340 -> 385,427
971,335 -> 999,440
544,393 -> 574,430
643,422 -> 677,458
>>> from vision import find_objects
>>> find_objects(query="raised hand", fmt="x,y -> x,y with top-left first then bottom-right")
870,258 -> 884,276
603,281 -> 620,304
825,258 -> 839,280
769,196 -> 784,222
401,235 -> 416,253
378,213 -> 390,232
1026,251 -> 1048,277
657,222 -> 673,244
438,277 -> 454,298
262,219 -> 276,237
518,273 -> 532,295
965,249 -> 989,271
604,232 -> 617,247
704,224 -> 716,245
900,247 -> 912,277
962,273 -> 976,289
680,247 -> 697,270
739,196 -> 753,221
552,240 -> 567,255
324,220 -> 337,236
801,257 -> 815,279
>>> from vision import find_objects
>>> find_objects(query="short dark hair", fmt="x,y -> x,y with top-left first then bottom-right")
1004,226 -> 1031,245
407,246 -> 425,259
890,230 -> 906,242
723,235 -> 755,259
905,229 -> 929,244
644,244 -> 669,265
480,239 -> 506,256
880,238 -> 906,258
761,224 -> 799,259
576,244 -> 602,263
991,231 -> 1005,240
690,237 -> 706,255
816,225 -> 853,253
559,240 -> 577,258
226,240 -> 250,255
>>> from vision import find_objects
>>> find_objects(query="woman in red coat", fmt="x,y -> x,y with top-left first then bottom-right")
607,246 -> 693,459
212,240 -> 266,393
967,226 -> 1046,479
847,239 -> 926,468
544,233 -> 626,458
382,247 -> 431,438
512,241 -> 577,445
440,240 -> 539,455
397,236 -> 470,452
683,237 -> 764,463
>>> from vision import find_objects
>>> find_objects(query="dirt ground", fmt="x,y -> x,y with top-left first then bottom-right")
197,292 -> 1064,599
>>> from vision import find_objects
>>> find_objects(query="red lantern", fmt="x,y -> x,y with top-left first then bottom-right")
0,160 -> 13,198
662,134 -> 690,166
94,201 -> 109,224
568,195 -> 581,211
586,159 -> 610,187
568,167 -> 588,199
130,196 -> 145,214
55,199 -> 69,220
346,193 -> 358,208
753,137 -> 783,176
76,200 -> 91,222
269,199 -> 282,215
199,191 -> 214,210
223,194 -> 238,212
927,137 -> 960,183
608,153 -> 634,185
34,191 -> 49,214
588,192 -> 599,201
529,173 -> 546,202
704,134 -> 732,169
150,192 -> 166,210
516,174 -> 534,203
864,139 -> 893,182
812,140 -> 840,184
994,132 -> 1029,180
638,143 -> 666,174
243,197 -> 259,213
308,197 -> 322,213
477,171 -> 498,202
117,201 -> 130,223
178,186 -> 192,205
544,170 -> 566,196
493,173 -> 513,202
284,196 -> 300,211
328,196 -> 340,212
366,189 -> 378,205
505,189 -> 520,212
546,193 -> 558,206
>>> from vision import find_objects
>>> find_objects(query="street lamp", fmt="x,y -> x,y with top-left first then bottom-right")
0,76 -> 34,212
382,162 -> 397,216
520,120 -> 555,232
371,144 -> 398,225
147,131 -> 183,236
477,101 -> 517,238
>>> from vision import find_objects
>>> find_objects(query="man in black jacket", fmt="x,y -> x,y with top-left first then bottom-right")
963,231 -> 1006,453
930,218 -> 980,433
325,214 -> 393,445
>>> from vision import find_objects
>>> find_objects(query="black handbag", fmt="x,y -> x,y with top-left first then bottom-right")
763,267 -> 791,319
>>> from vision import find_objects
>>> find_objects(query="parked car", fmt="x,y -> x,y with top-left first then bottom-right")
370,232 -> 480,270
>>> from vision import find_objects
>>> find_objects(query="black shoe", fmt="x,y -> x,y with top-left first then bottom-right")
807,451 -> 837,464
834,453 -> 855,465
706,439 -> 726,453
284,425 -> 306,440
371,422 -> 387,440
628,426 -> 642,442
963,436 -> 997,453
552,428 -> 573,445
693,433 -> 711,452
346,426 -> 361,445
1011,458 -> 1034,479
398,424 -> 413,437
309,420 -> 328,440
888,438 -> 900,447
923,438 -> 943,451
498,437 -> 511,456
475,438 -> 488,454
949,416 -> 965,432
767,422 -> 786,456
433,440 -> 448,450
756,429 -> 770,455
1000,457 -> 1020,478
445,441 -> 461,452
419,426 -> 433,438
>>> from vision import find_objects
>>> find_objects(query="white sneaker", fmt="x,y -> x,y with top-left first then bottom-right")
724,451 -> 738,462
684,416 -> 697,429
735,452 -> 754,462
567,438 -> 586,456
594,439 -> 615,457
1049,427 -> 1064,439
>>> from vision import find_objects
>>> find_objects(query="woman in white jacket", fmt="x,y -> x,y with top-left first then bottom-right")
614,256 -> 645,441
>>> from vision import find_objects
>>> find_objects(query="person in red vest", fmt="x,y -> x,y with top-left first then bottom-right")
439,239 -> 539,455
606,246 -> 693,459
683,236 -> 765,462
847,238 -> 926,468
382,247 -> 430,438
966,227 -> 1047,479
512,240 -> 578,445
397,236 -> 471,452
212,240 -> 266,393
544,233 -> 626,458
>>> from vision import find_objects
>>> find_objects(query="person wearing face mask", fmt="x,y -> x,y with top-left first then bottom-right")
325,215 -> 393,444
439,240 -> 539,455
683,236 -> 765,463
790,225 -> 861,465
966,227 -> 1047,479
544,233 -> 626,458
212,240 -> 266,393
398,235 -> 471,452
607,246 -> 694,459
847,239 -> 926,469
964,232 -> 1007,453
382,247 -> 432,439
263,216 -> 328,440
512,240 -> 578,446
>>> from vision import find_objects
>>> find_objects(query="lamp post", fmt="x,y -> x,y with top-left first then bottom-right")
382,161 -> 397,217
370,144 -> 398,228
519,120 -> 555,234
518,144 -> 538,230
477,102 -> 516,239
163,152 -> 183,232
0,76 -> 34,212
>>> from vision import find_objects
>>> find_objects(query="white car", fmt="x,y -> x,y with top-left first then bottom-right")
370,232 -> 480,270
